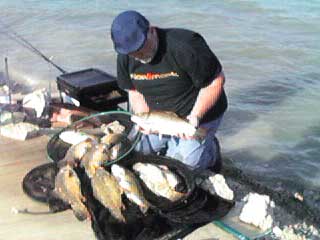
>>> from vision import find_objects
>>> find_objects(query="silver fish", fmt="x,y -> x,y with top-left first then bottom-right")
131,111 -> 206,139
100,133 -> 126,146
132,163 -> 185,202
59,138 -> 96,168
111,164 -> 150,213
100,133 -> 130,160
158,165 -> 181,190
101,120 -> 126,135
54,165 -> 89,221
73,138 -> 97,160
91,167 -> 125,222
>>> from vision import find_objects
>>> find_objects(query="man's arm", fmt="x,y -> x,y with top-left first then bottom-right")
188,71 -> 225,126
128,89 -> 150,114
128,89 -> 153,135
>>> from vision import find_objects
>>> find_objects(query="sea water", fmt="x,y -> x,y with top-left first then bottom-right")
1,0 -> 319,206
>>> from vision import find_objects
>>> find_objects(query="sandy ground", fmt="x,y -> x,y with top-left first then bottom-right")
0,136 -> 96,240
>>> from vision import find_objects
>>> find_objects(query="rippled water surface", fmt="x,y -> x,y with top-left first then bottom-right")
1,0 -> 319,196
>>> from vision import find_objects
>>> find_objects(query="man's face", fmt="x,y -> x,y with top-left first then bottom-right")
129,27 -> 158,64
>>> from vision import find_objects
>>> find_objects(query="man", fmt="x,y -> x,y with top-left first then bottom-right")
111,10 -> 227,171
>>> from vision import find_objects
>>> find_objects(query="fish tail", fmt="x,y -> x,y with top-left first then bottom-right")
140,202 -> 150,214
71,202 -> 89,221
52,188 -> 60,199
112,210 -> 126,223
126,192 -> 150,214
169,191 -> 186,202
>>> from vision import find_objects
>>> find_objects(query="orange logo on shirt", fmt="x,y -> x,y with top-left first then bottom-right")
130,72 -> 179,80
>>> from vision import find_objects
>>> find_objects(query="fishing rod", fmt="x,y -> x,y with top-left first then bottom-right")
4,57 -> 12,105
0,20 -> 67,74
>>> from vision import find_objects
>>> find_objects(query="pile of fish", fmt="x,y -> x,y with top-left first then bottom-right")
53,120 -> 187,223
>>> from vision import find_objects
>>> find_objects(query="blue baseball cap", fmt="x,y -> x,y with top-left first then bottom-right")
111,10 -> 150,54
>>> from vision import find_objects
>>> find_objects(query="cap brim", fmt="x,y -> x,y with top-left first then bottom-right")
115,32 -> 146,55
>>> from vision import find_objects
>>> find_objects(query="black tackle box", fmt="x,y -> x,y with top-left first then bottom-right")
56,68 -> 128,111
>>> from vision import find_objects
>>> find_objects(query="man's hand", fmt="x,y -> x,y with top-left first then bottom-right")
175,115 -> 200,140
128,90 -> 149,114
186,115 -> 199,128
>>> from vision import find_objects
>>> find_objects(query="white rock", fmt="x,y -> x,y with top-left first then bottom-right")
294,192 -> 304,202
273,226 -> 283,238
281,226 -> 306,240
11,207 -> 19,215
0,111 -> 14,123
0,85 -> 10,103
201,174 -> 234,201
239,192 -> 274,231
0,111 -> 25,124
0,122 -> 39,140
22,89 -> 49,118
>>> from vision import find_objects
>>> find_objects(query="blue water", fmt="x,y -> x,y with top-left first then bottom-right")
1,0 -> 319,194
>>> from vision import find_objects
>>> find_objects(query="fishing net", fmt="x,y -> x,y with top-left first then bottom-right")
47,111 -> 141,165
22,151 -> 234,239
123,153 -> 235,225
76,162 -> 201,240
22,162 -> 69,213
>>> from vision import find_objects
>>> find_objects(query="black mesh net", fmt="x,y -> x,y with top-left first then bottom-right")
46,111 -> 141,166
22,162 -> 69,213
23,151 -> 234,239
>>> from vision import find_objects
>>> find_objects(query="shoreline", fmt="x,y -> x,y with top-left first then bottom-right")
221,157 -> 320,239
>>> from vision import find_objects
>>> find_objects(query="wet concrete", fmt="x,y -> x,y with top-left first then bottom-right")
0,136 -> 95,240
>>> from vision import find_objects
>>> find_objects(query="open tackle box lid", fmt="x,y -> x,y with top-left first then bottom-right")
57,68 -> 118,97
56,68 -> 128,111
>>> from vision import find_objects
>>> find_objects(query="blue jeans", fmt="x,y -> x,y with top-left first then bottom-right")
135,116 -> 223,170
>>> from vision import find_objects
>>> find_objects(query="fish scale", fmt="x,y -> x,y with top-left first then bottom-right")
100,133 -> 128,160
59,138 -> 96,168
54,165 -> 90,221
91,167 -> 126,222
111,164 -> 150,214
81,144 -> 110,178
132,111 -> 206,139
133,162 -> 186,202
